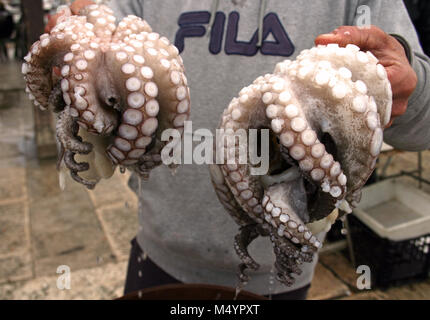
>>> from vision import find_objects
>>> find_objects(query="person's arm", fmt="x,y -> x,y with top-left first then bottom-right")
316,0 -> 430,151
416,0 -> 430,55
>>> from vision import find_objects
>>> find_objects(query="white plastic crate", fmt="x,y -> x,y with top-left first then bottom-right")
353,179 -> 430,241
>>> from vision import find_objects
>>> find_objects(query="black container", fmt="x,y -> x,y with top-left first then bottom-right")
348,214 -> 430,288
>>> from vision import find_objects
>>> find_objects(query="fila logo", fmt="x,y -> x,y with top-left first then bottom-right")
175,11 -> 295,57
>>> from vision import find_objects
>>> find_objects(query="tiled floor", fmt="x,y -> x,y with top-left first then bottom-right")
0,59 -> 429,300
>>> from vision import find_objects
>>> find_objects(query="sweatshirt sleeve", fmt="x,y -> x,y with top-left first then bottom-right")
355,0 -> 430,151
109,0 -> 143,21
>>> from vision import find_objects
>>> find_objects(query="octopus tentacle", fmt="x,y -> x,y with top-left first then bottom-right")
211,44 -> 392,287
56,107 -> 92,154
103,25 -> 190,167
78,4 -> 117,46
272,242 -> 302,286
23,15 -> 88,110
209,164 -> 256,226
64,149 -> 96,189
64,150 -> 89,172
56,109 -> 96,190
234,225 -> 260,271
48,83 -> 67,112
70,168 -> 97,190
262,181 -> 321,252
112,14 -> 152,43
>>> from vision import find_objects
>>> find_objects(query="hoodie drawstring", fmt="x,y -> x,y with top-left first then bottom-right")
208,0 -> 266,46
207,0 -> 220,36
257,0 -> 267,47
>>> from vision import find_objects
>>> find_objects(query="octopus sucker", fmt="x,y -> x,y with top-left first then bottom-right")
23,4 -> 190,188
210,44 -> 392,287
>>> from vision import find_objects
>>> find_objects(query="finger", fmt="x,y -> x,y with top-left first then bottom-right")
70,0 -> 95,15
45,12 -> 64,33
315,25 -> 388,51
45,0 -> 95,33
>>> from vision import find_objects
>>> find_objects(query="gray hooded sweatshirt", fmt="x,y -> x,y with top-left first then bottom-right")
108,0 -> 430,294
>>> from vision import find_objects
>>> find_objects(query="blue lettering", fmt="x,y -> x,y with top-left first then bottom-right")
174,11 -> 295,57
175,11 -> 210,52
260,13 -> 295,56
225,11 -> 259,56
209,12 -> 226,54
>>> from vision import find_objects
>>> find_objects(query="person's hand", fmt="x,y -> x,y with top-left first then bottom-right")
315,25 -> 417,127
45,0 -> 94,33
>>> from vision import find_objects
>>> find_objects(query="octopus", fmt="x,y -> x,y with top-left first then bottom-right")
22,4 -> 190,189
209,44 -> 392,287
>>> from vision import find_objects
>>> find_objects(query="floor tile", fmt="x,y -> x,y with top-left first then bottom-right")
0,252 -> 32,284
9,261 -> 127,300
308,263 -> 350,300
0,61 -> 26,91
319,251 -> 359,291
27,159 -> 115,277
0,157 -> 26,202
0,202 -> 28,255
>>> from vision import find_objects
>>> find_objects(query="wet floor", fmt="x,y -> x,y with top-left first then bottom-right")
0,59 -> 429,299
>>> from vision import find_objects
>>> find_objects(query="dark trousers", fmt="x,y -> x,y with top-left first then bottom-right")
124,238 -> 310,300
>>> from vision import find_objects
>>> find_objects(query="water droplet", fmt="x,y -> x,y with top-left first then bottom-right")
234,286 -> 242,301
234,279 -> 248,301
59,171 -> 66,191
268,265 -> 276,300
138,177 -> 142,196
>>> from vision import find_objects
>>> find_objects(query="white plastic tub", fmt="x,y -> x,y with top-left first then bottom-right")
353,179 -> 430,241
